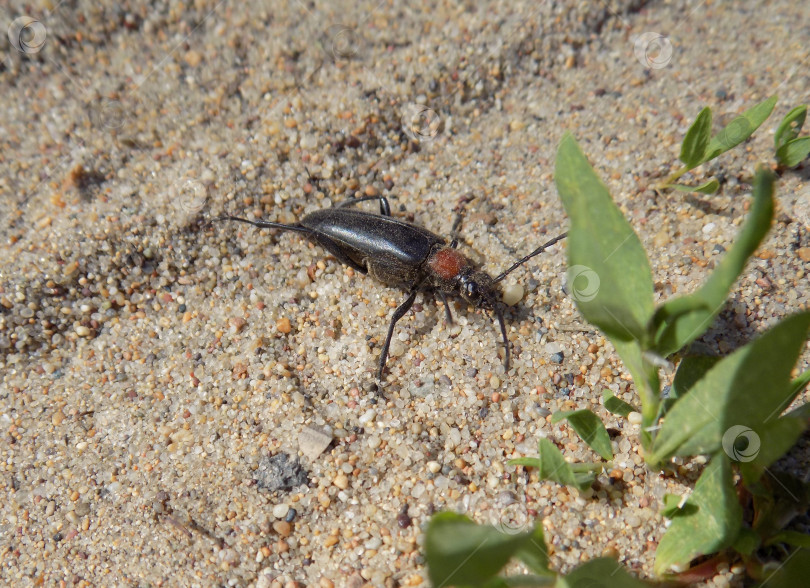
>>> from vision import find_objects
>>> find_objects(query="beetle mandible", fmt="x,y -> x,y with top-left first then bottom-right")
216,195 -> 566,381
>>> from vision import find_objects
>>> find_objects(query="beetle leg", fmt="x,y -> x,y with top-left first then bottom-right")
335,195 -> 391,216
493,303 -> 510,372
377,287 -> 419,380
437,291 -> 454,324
450,212 -> 464,242
377,196 -> 391,216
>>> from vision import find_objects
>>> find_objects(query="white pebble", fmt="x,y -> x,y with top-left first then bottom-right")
627,411 -> 643,425
365,537 -> 382,550
272,503 -> 289,519
502,282 -> 525,306
358,409 -> 376,425
426,461 -> 441,474
389,341 -> 405,357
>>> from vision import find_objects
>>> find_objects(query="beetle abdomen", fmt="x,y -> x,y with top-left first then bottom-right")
301,209 -> 445,269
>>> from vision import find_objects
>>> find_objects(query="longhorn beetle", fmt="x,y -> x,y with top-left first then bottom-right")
216,195 -> 566,380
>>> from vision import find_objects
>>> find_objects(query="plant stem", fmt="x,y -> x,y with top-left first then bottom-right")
569,462 -> 612,473
657,165 -> 690,190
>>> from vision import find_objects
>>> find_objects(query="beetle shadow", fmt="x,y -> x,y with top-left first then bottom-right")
410,293 -> 454,346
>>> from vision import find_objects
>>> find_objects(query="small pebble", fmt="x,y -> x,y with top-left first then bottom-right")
397,507 -> 412,528
365,537 -> 382,550
333,473 -> 349,490
502,283 -> 524,306
550,351 -> 564,364
628,411 -> 643,425
298,426 -> 333,460
75,502 -> 91,517
272,504 -> 289,519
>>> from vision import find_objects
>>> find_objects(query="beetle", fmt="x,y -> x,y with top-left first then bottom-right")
216,195 -> 566,380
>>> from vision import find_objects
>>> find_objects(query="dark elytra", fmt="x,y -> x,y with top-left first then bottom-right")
216,195 -> 566,381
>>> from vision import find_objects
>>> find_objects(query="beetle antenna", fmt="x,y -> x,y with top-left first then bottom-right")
211,215 -> 311,235
493,232 -> 567,283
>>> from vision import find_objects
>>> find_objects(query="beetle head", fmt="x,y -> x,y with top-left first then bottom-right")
458,269 -> 498,309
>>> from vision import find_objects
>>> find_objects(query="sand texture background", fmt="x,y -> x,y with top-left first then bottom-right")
2,0 -> 810,586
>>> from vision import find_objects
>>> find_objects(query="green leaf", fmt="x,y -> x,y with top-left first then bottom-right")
738,415 -> 807,485
650,168 -> 775,357
551,410 -> 613,460
425,512 -> 549,587
557,557 -> 654,587
658,355 -> 720,418
790,367 -> 810,397
659,355 -> 720,418
767,531 -> 810,549
733,527 -> 761,556
701,95 -> 778,162
654,455 -> 742,575
492,575 -> 555,587
602,390 -> 636,417
670,178 -> 720,194
647,312 -> 810,466
758,549 -> 810,587
751,471 -> 810,539
515,524 -> 553,576
611,338 -> 661,435
680,107 -> 712,167
555,133 -> 655,344
671,355 -> 720,398
775,105 -> 807,151
776,136 -> 810,168
509,438 -> 596,491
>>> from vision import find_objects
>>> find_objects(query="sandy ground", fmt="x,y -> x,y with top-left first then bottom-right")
2,0 -> 809,586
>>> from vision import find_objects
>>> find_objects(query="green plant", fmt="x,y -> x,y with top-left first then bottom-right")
527,134 -> 810,577
657,96 -> 777,193
425,512 -> 654,587
423,131 -> 810,586
775,105 -> 810,168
